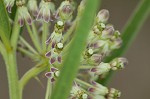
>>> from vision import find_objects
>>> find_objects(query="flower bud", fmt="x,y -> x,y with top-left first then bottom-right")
92,23 -> 105,35
110,37 -> 122,49
45,67 -> 59,82
107,88 -> 121,99
101,25 -> 114,39
17,5 -> 32,27
88,81 -> 108,96
96,9 -> 109,23
90,62 -> 111,76
110,57 -> 128,70
4,0 -> 15,13
54,21 -> 64,34
37,1 -> 55,22
27,0 -> 38,16
70,83 -> 88,99
83,48 -> 94,59
90,54 -> 102,65
59,4 -> 73,20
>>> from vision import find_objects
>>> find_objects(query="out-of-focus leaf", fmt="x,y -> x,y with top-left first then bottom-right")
0,0 -> 11,40
51,0 -> 101,99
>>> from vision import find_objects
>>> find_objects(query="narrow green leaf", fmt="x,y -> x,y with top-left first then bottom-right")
0,0 -> 11,39
100,0 -> 150,85
51,0 -> 101,99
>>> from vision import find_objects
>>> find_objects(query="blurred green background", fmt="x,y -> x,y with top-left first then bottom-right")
0,0 -> 150,98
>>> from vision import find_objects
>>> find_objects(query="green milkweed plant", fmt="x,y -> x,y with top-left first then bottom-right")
0,0 -> 149,99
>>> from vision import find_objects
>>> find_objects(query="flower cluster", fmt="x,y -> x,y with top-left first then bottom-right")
5,0 -> 128,99
44,1 -> 128,98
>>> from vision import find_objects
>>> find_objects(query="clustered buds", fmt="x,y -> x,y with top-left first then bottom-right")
70,83 -> 88,99
6,0 -> 128,99
45,42 -> 63,64
45,67 -> 60,82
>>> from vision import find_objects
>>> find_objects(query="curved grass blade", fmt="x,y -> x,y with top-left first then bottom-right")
100,0 -> 150,85
51,0 -> 101,99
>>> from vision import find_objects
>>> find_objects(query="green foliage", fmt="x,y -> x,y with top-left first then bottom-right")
0,0 -> 11,47
51,0 -> 101,99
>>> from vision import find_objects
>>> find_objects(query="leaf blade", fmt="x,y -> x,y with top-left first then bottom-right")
0,0 -> 11,39
51,0 -> 101,99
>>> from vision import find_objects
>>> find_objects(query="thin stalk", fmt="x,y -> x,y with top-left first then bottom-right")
42,23 -> 49,52
31,23 -> 42,50
19,63 -> 48,98
45,79 -> 51,99
10,10 -> 21,50
26,23 -> 41,52
79,65 -> 93,69
17,47 -> 35,59
19,36 -> 38,54
75,78 -> 93,88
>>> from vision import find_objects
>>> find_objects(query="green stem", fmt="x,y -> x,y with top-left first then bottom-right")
10,10 -> 21,50
5,50 -> 20,99
31,23 -> 42,50
101,0 -> 150,85
42,23 -> 49,52
79,65 -> 93,69
75,78 -> 93,88
17,47 -> 36,59
45,79 -> 51,99
19,63 -> 48,98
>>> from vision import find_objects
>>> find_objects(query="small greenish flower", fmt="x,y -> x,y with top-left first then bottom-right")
45,42 -> 63,64
37,0 -> 55,22
96,9 -> 109,23
110,57 -> 128,70
101,25 -> 114,39
90,62 -> 111,76
16,1 -> 32,27
4,0 -> 15,13
27,0 -> 38,16
107,88 -> 121,99
70,82 -> 88,99
88,81 -> 108,96
57,0 -> 73,21
45,21 -> 64,48
45,67 -> 60,82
